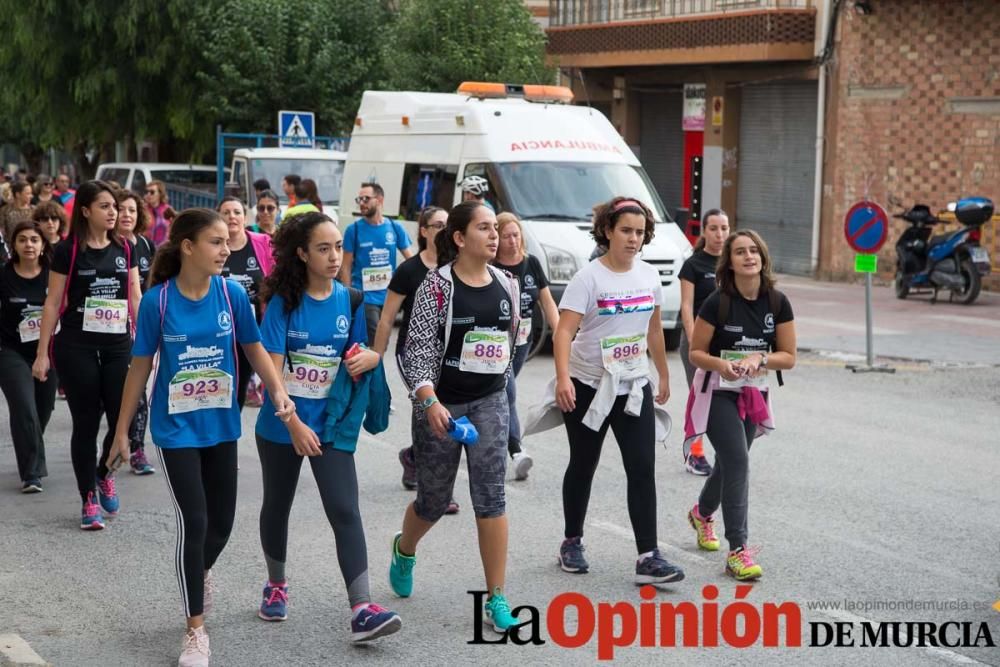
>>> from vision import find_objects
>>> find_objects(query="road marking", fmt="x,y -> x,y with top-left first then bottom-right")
588,518 -> 712,566
925,314 -> 1000,329
795,315 -> 904,335
815,609 -> 990,666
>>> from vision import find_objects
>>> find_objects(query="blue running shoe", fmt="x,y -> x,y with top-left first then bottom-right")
389,532 -> 416,597
558,537 -> 589,574
351,603 -> 402,643
258,581 -> 288,621
97,477 -> 120,515
635,549 -> 685,585
81,491 -> 105,531
483,588 -> 518,634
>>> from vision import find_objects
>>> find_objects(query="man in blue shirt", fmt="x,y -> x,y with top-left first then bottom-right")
341,182 -> 414,345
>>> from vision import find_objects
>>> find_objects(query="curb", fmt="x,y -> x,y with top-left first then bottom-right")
0,635 -> 49,667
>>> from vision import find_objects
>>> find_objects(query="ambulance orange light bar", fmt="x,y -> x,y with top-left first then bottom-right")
523,85 -> 574,104
457,82 -> 509,98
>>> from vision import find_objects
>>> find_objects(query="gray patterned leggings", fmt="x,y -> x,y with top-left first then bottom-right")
413,390 -> 509,522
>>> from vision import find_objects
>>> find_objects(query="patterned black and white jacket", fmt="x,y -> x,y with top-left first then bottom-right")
403,262 -> 521,397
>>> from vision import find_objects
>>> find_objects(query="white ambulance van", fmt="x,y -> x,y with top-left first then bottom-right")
339,82 -> 691,348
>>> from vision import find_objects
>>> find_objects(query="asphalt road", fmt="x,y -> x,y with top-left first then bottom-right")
3,323 -> 1000,666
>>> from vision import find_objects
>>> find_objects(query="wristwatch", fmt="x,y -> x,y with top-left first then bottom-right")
759,352 -> 769,368
421,395 -> 439,410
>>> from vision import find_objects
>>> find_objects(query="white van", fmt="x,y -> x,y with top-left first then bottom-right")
95,162 -> 219,195
339,83 -> 692,348
229,147 -> 347,223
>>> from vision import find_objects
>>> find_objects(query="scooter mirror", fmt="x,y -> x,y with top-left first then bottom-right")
947,201 -> 957,212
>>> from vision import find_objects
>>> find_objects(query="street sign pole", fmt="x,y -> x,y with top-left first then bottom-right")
843,202 -> 895,374
864,272 -> 874,368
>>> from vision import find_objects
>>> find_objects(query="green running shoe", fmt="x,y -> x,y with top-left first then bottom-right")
483,587 -> 517,634
389,532 -> 416,597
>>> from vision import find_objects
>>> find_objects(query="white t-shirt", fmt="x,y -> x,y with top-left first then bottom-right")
559,257 -> 661,391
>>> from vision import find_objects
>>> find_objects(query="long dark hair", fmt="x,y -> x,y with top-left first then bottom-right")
716,229 -> 776,296
694,208 -> 728,252
9,220 -> 53,267
149,208 -> 224,286
262,211 -> 335,313
294,179 -> 323,211
68,180 -> 122,246
417,205 -> 444,251
435,201 -> 487,267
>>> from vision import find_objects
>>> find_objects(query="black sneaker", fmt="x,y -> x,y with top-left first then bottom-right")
634,549 -> 685,585
558,537 -> 589,573
21,479 -> 43,494
398,447 -> 417,490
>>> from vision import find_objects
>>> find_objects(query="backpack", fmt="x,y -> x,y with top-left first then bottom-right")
703,288 -> 785,390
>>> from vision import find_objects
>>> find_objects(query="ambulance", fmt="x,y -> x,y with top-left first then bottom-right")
338,82 -> 692,349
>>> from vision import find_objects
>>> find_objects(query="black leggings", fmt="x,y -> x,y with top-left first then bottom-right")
561,378 -> 658,554
697,392 -> 755,550
257,436 -> 370,608
157,441 -> 238,618
54,337 -> 131,500
0,347 -> 56,481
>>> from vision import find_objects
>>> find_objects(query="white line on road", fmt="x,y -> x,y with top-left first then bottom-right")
925,314 -> 1000,329
795,315 -> 905,335
588,518 -> 711,566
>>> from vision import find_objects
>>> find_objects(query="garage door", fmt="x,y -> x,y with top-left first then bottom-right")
640,91 -> 685,217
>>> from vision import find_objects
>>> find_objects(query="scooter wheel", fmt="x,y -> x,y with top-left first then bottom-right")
894,270 -> 909,299
955,259 -> 981,305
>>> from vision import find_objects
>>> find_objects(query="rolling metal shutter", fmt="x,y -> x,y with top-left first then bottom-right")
640,91 -> 684,217
737,80 -> 818,275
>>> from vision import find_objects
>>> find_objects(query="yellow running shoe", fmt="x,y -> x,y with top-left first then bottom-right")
726,546 -> 763,581
687,504 -> 721,551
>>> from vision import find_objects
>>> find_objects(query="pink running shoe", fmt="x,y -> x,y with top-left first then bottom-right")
80,491 -> 105,530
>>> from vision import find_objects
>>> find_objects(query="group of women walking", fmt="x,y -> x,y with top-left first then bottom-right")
0,181 -> 796,666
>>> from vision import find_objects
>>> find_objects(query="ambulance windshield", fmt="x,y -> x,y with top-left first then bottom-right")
490,162 -> 670,222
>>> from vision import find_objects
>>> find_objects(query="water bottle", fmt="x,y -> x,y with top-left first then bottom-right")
447,416 -> 479,446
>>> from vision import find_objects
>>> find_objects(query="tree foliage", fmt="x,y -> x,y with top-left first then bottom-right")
385,0 -> 553,93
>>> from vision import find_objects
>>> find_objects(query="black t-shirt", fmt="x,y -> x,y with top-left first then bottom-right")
133,235 -> 156,292
437,273 -> 513,404
223,242 -> 265,318
698,288 -> 794,357
388,254 -> 432,356
494,254 -> 548,318
0,263 -> 48,354
51,237 -> 137,344
679,250 -> 720,318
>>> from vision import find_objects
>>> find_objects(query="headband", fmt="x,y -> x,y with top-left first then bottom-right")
611,199 -> 644,213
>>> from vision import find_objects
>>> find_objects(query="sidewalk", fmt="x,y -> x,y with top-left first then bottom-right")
777,273 -> 1000,366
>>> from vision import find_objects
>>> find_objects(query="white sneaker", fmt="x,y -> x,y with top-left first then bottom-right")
203,570 -> 215,615
512,451 -> 533,481
178,626 -> 210,667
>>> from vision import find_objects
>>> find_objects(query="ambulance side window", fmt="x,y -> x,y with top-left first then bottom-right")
462,164 -> 500,212
401,164 -> 458,220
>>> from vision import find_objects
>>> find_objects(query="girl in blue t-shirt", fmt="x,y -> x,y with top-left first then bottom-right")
253,211 -> 401,643
108,208 -> 295,667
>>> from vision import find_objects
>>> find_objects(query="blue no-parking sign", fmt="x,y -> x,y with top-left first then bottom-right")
278,110 -> 315,148
844,201 -> 889,254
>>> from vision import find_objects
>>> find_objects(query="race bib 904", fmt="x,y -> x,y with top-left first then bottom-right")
82,297 -> 127,334
18,309 -> 43,342
459,330 -> 510,374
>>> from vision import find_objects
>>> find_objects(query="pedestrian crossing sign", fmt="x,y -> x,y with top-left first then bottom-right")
278,110 -> 315,148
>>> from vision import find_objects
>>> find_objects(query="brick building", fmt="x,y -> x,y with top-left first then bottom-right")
545,0 -> 1000,289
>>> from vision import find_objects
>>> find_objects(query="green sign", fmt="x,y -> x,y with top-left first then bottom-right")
854,254 -> 877,273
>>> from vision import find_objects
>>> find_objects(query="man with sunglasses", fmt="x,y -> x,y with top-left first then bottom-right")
341,182 -> 414,345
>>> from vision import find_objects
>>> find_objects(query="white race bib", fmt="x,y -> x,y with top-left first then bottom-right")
600,334 -> 647,374
18,309 -> 43,343
515,317 -> 532,347
718,350 -> 769,390
82,297 -> 127,334
168,368 -> 233,414
284,351 -> 340,399
459,330 -> 510,374
362,265 -> 392,292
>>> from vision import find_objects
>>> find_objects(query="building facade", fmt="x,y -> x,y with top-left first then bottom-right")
545,0 -> 1000,289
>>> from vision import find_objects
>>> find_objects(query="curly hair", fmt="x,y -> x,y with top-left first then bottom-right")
590,196 -> 655,250
261,211 -> 336,313
116,190 -> 151,236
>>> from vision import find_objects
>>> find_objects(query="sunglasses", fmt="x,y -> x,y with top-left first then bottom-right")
36,215 -> 60,222
257,204 -> 277,213
354,195 -> 377,204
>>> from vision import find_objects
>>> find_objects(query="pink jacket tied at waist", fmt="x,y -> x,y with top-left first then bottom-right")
683,367 -> 775,452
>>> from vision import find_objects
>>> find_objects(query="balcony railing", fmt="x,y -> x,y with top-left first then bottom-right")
549,0 -> 812,27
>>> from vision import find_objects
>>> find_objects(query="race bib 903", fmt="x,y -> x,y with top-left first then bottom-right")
284,351 -> 339,399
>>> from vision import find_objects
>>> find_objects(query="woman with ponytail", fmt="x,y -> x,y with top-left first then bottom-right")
109,208 -> 295,667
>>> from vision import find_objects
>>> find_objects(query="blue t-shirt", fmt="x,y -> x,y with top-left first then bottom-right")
133,277 -> 261,448
255,283 -> 367,444
343,218 -> 412,306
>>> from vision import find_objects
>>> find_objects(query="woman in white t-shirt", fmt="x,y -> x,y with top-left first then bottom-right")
552,197 -> 684,585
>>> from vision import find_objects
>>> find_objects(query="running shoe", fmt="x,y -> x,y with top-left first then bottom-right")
512,451 -> 533,481
483,588 -> 518,633
634,549 -> 685,585
351,603 -> 402,643
178,626 -> 210,667
726,545 -> 763,581
445,498 -> 460,515
684,454 -> 712,476
398,447 -> 416,490
130,448 -> 155,475
687,504 -> 721,551
21,479 -> 43,494
558,537 -> 589,574
96,476 -> 120,515
258,581 -> 288,621
80,492 -> 105,531
388,532 -> 416,598
203,570 -> 215,616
